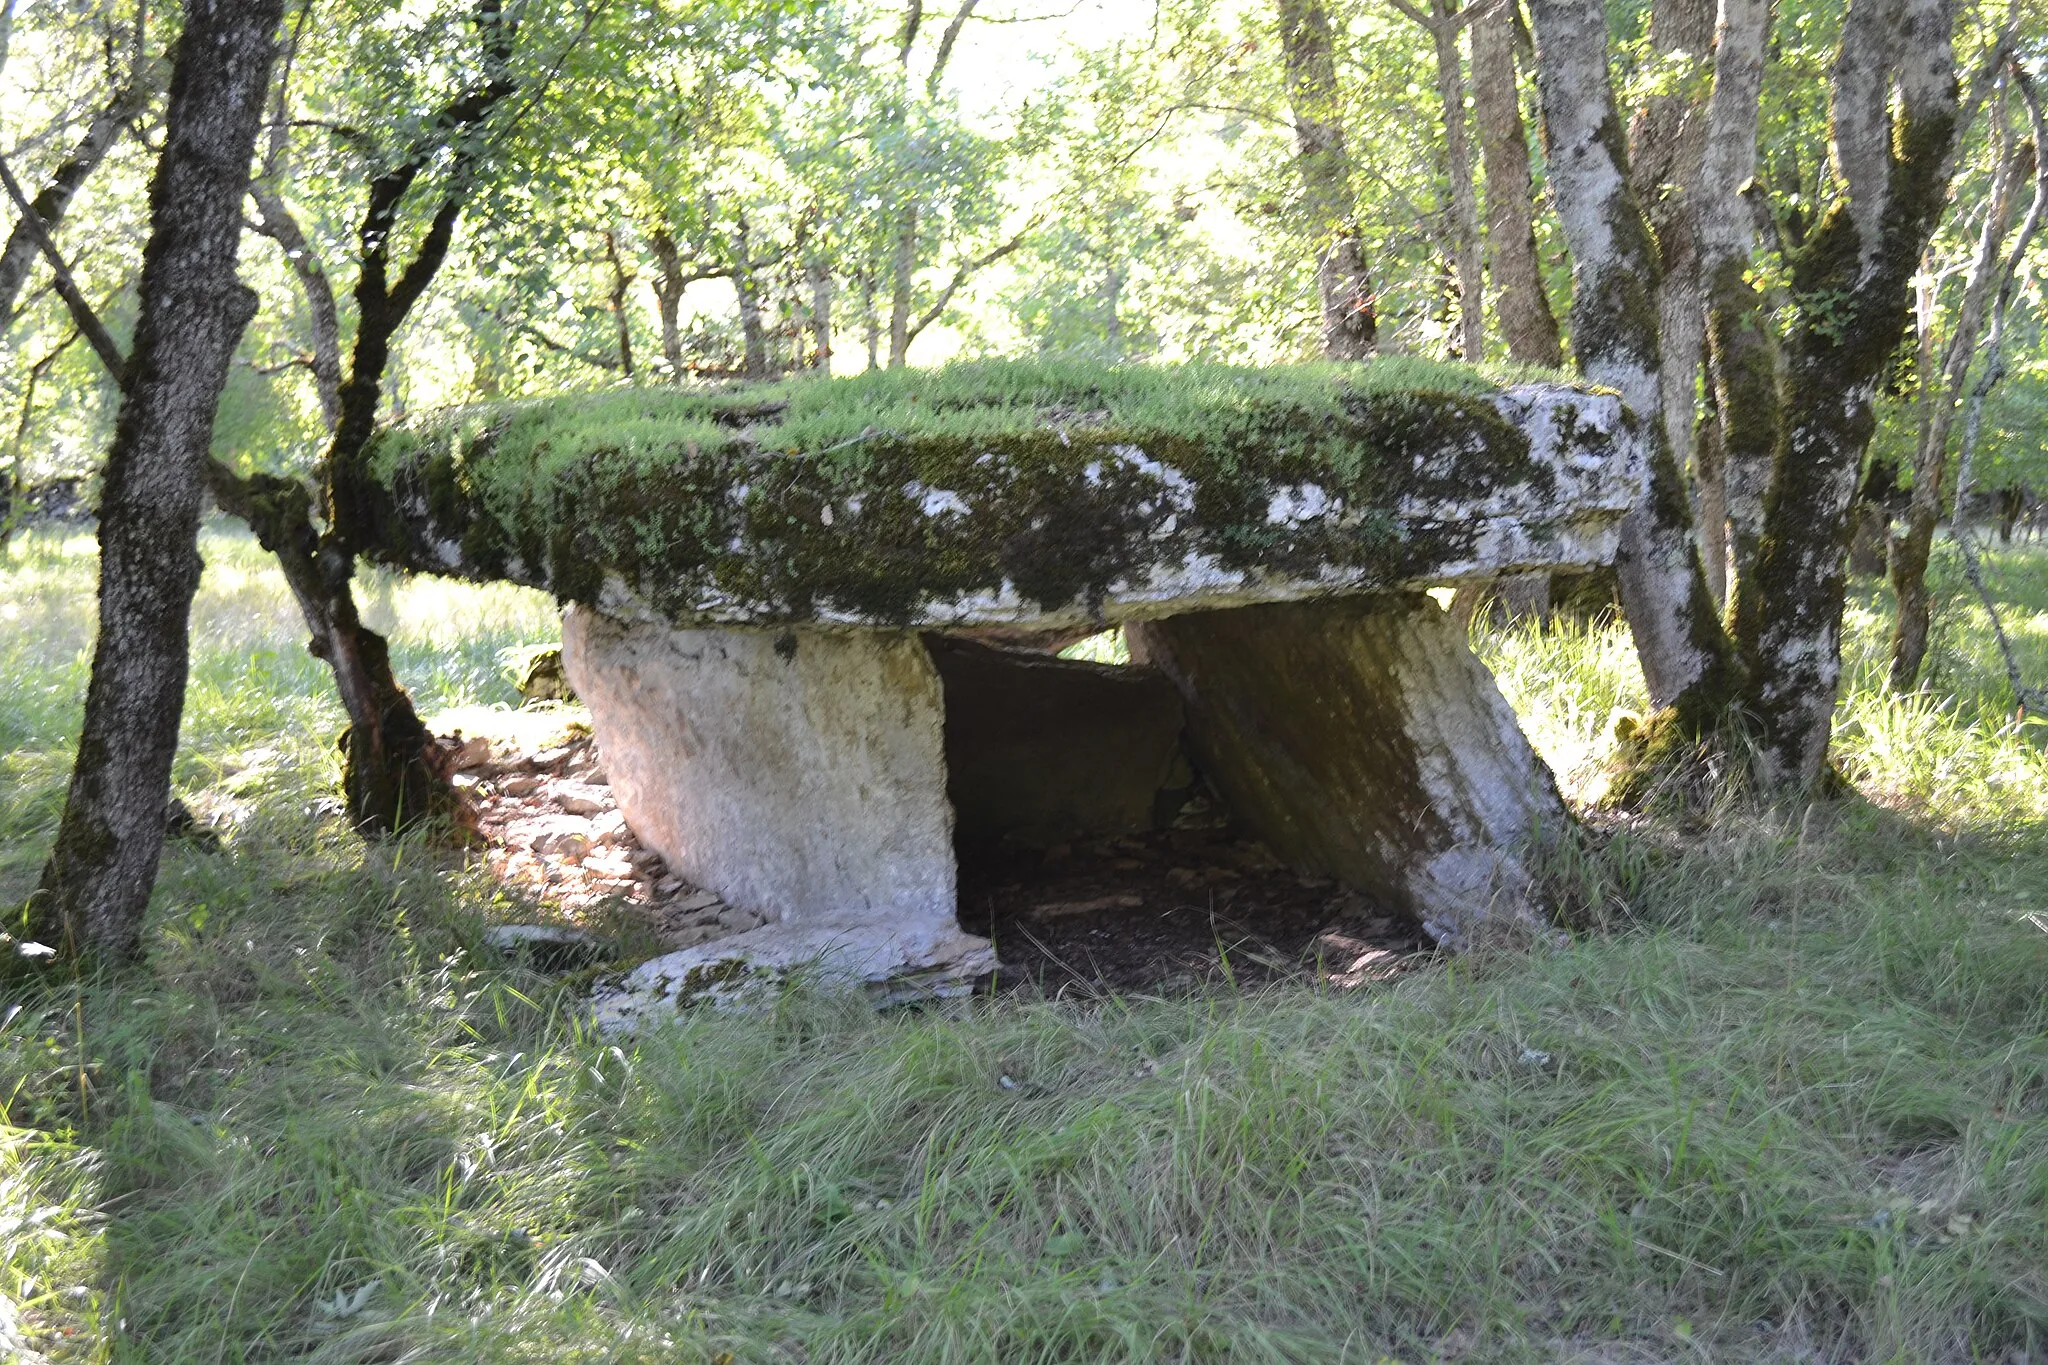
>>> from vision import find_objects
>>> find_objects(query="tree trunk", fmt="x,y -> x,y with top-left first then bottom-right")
1627,0 -> 1713,581
32,0 -> 284,960
256,0 -> 514,836
1734,0 -> 1957,788
1426,0 -> 1485,361
733,225 -> 770,380
1694,0 -> 1774,607
649,228 -> 688,382
250,184 -> 344,429
604,229 -> 635,379
207,470 -> 446,836
1277,0 -> 1379,358
1888,110 -> 2029,690
1527,0 -> 1744,722
1694,401 -> 1728,595
1470,0 -> 1562,367
807,257 -> 833,371
889,200 -> 918,367
0,79 -> 146,326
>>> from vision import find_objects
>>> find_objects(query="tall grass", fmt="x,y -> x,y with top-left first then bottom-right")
3,526 -> 2047,1362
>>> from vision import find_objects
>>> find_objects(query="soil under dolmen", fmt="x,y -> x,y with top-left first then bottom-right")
352,359 -> 1644,1023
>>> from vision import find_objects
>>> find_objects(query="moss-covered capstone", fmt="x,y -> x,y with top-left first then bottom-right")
352,357 -> 1641,630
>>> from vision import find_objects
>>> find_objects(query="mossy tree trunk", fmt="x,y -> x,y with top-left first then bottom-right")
1276,0 -> 1379,358
1733,0 -> 1958,787
31,0 -> 285,959
1470,0 -> 1562,369
1626,0 -> 1714,577
1527,0 -> 1745,725
1888,103 -> 2031,690
1694,0 -> 1775,604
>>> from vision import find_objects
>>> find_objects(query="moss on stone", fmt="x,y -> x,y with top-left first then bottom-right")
355,357 -> 1602,627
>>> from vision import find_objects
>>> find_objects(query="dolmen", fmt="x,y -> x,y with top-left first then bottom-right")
353,359 -> 1644,1024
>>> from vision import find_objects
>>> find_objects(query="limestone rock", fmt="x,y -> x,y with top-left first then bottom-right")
516,646 -> 577,703
1128,594 -> 1568,947
482,923 -> 612,972
355,362 -> 1642,633
553,781 -> 612,816
565,608 -> 996,1025
593,920 -> 998,1024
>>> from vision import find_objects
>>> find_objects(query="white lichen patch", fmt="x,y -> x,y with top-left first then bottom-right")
903,480 -> 972,518
1266,483 -> 1335,525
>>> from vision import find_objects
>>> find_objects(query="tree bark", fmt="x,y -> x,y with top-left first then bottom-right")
32,0 -> 284,960
806,256 -> 833,371
1952,69 -> 2047,557
1528,0 -> 1744,721
1627,0 -> 1714,589
649,228 -> 695,382
249,184 -> 343,429
1888,102 -> 2030,690
1425,0 -> 1485,361
226,0 -> 516,836
888,199 -> 918,367
1694,0 -> 1775,606
1734,0 -> 1957,788
604,228 -> 635,379
1277,0 -> 1378,358
732,216 -> 770,379
1470,0 -> 1562,367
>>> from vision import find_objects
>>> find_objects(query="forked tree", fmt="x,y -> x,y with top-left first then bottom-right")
1529,0 -> 1963,791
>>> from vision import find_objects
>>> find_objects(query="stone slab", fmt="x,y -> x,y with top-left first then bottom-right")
1128,594 -> 1568,946
562,607 -> 996,1025
356,366 -> 1643,632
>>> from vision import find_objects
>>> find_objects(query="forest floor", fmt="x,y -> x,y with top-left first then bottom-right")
3,522 -> 2048,1363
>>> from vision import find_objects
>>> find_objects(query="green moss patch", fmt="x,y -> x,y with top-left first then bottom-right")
355,357 -> 1591,626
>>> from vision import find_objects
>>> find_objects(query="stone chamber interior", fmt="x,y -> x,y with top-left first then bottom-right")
925,628 -> 1428,995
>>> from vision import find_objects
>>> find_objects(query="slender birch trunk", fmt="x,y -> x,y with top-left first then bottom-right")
1426,0 -> 1485,360
1888,97 -> 2029,689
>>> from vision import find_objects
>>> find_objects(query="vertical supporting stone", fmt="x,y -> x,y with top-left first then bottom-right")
1127,594 -> 1569,947
563,607 -> 993,1020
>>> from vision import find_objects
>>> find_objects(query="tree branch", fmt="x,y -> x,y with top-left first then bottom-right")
249,182 -> 342,428
0,149 -> 127,384
906,222 -> 1034,342
927,0 -> 978,96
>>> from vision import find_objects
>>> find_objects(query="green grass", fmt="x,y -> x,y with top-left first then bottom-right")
370,353 -> 1555,491
4,523 -> 2048,1361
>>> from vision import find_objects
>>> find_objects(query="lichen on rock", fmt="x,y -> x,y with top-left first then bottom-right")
353,357 -> 1641,630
